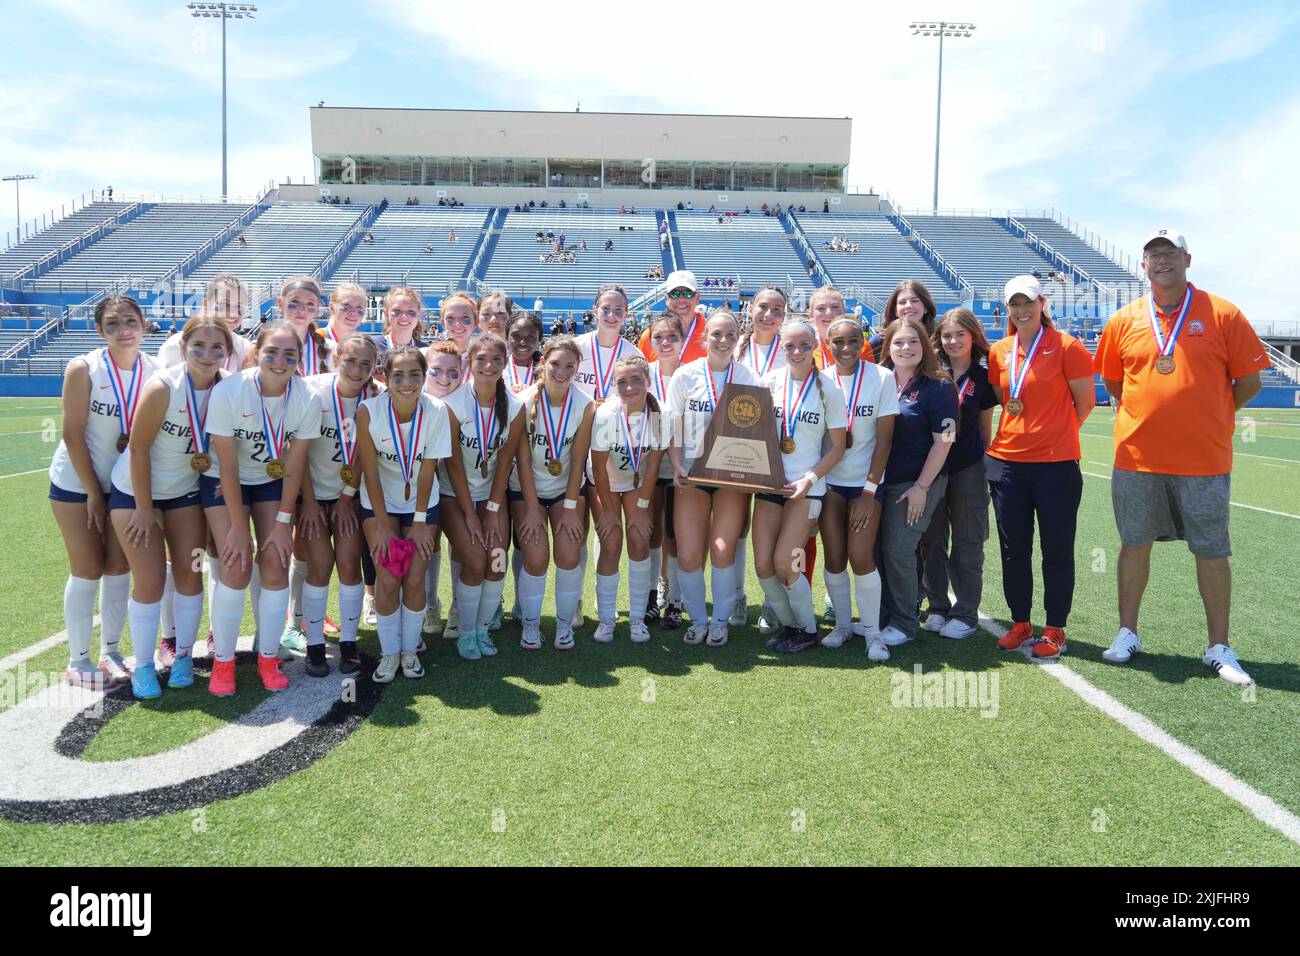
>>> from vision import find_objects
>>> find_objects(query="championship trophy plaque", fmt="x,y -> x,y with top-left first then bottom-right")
685,384 -> 792,496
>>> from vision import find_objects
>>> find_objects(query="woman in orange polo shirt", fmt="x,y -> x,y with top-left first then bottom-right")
986,275 -> 1095,660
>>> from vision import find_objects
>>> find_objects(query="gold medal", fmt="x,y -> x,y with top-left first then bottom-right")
340,464 -> 356,485
780,437 -> 795,454
547,459 -> 563,477
190,453 -> 211,473
1006,398 -> 1025,416
116,435 -> 129,453
480,462 -> 489,479
404,480 -> 411,500
1155,355 -> 1176,374
845,433 -> 854,449
265,459 -> 286,479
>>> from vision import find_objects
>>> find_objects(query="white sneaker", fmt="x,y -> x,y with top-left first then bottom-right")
683,623 -> 708,645
939,619 -> 977,640
98,652 -> 132,686
867,636 -> 890,661
572,599 -> 585,629
1102,627 -> 1142,664
554,625 -> 575,652
1203,644 -> 1252,686
362,593 -> 377,626
443,604 -> 460,641
729,598 -> 747,628
757,609 -> 781,636
520,621 -> 542,651
706,622 -> 729,647
924,613 -> 947,633
422,599 -> 443,636
372,653 -> 399,683
880,625 -> 913,647
401,651 -> 425,679
630,621 -> 651,644
821,625 -> 854,648
593,620 -> 616,643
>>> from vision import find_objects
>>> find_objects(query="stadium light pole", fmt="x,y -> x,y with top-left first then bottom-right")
909,21 -> 976,213
2,174 -> 36,235
187,3 -> 258,202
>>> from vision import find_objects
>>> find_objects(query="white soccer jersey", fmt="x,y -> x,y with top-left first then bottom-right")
737,334 -> 787,379
49,348 -> 161,494
109,364 -> 218,501
665,357 -> 757,470
590,400 -> 673,494
205,367 -> 321,486
359,392 -> 452,514
826,360 -> 899,488
574,331 -> 639,402
509,383 -> 593,499
437,382 -> 524,502
304,372 -> 371,502
156,329 -> 248,372
760,367 -> 846,496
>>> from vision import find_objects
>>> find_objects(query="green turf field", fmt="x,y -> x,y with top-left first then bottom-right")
2,398 -> 1297,865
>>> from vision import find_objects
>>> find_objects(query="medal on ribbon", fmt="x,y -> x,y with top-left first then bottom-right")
1148,284 -> 1193,375
704,360 -> 733,413
258,374 -> 292,479
185,371 -> 213,472
388,394 -> 425,501
621,406 -> 651,479
780,368 -> 816,454
750,336 -> 780,378
541,387 -> 572,478
837,361 -> 866,450
591,333 -> 617,400
507,361 -> 535,392
475,400 -> 498,479
1005,325 -> 1044,416
301,328 -> 319,377
333,378 -> 358,485
104,349 -> 143,453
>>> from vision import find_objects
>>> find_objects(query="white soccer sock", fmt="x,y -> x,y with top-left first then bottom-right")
449,558 -> 462,615
376,609 -> 401,655
338,583 -> 364,642
596,571 -> 620,624
455,579 -> 483,637
854,570 -> 883,637
511,547 -> 523,612
128,598 -> 162,665
256,585 -> 290,657
64,575 -> 98,665
823,569 -> 853,629
758,575 -> 796,627
628,557 -> 652,622
647,546 -> 662,606
249,564 -> 262,632
733,539 -> 748,603
207,555 -> 221,609
518,569 -> 547,624
302,583 -> 330,647
287,557 -> 309,625
667,555 -> 682,603
710,561 -> 737,624
784,575 -> 817,634
680,567 -> 707,626
160,562 -> 176,642
554,565 -> 583,628
425,554 -> 441,610
210,582 -> 246,662
98,572 -> 130,656
477,577 -> 506,631
173,591 -> 203,657
400,604 -> 425,653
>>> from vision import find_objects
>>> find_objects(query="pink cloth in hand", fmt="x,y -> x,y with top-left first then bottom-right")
378,537 -> 416,578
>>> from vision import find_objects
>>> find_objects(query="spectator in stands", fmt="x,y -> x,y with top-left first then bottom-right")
551,315 -> 567,337
605,239 -> 614,251
582,313 -> 594,334
448,228 -> 457,243
809,258 -> 817,275
744,206 -> 750,214
824,199 -> 830,213
565,316 -> 577,335
685,201 -> 693,210
1093,230 -> 1269,685
580,238 -> 588,251
558,233 -> 566,247
364,232 -> 375,244
677,202 -> 685,211
238,233 -> 247,248
425,243 -> 434,254
559,199 -> 567,208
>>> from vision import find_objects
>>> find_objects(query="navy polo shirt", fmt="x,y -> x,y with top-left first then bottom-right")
884,375 -> 960,485
945,362 -> 999,474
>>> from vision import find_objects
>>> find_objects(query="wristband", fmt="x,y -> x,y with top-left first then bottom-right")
563,498 -> 578,511
636,497 -> 650,510
485,500 -> 500,513
803,471 -> 819,486
412,512 -> 428,524
341,485 -> 357,498
863,480 -> 879,494
276,510 -> 293,525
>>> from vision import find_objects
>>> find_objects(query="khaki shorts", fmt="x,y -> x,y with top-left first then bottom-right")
1111,468 -> 1231,558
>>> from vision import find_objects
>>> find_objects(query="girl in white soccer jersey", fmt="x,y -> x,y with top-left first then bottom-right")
503,310 -> 543,394
666,310 -> 758,646
323,281 -> 369,347
438,333 -> 526,660
299,333 -> 381,678
376,286 -> 426,364
590,354 -> 671,643
418,340 -> 465,637
753,320 -> 847,653
278,275 -> 333,378
108,316 -> 230,698
645,313 -> 686,629
156,273 -> 251,372
509,335 -> 595,651
477,290 -> 514,341
575,285 -> 641,404
816,316 -> 897,651
438,292 -> 477,360
51,295 -> 160,689
353,346 -> 453,682
203,320 -> 320,697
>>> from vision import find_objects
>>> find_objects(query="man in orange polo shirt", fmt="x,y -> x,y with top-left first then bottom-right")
638,270 -> 708,363
1094,229 -> 1268,685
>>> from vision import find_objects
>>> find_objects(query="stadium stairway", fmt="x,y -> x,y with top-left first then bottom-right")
907,214 -> 1064,303
1008,216 -> 1144,291
463,208 -> 506,286
655,211 -> 675,276
664,210 -> 685,272
673,210 -> 805,296
783,211 -> 830,290
324,205 -> 494,294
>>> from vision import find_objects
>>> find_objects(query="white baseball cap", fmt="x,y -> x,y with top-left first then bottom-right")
1141,228 -> 1189,254
1004,275 -> 1043,304
666,270 -> 697,294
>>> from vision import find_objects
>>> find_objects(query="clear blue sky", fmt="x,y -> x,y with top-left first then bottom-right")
1,0 -> 1296,322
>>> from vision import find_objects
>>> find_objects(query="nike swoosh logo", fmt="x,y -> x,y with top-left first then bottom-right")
381,438 -> 391,444
242,412 -> 254,418
310,618 -> 324,625
1042,349 -> 1056,354
99,384 -> 110,390
1253,354 -> 1264,361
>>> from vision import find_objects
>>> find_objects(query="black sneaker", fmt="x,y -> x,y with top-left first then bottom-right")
786,629 -> 821,654
772,626 -> 803,653
661,601 -> 683,630
338,641 -> 361,675
643,591 -> 662,626
305,643 -> 330,677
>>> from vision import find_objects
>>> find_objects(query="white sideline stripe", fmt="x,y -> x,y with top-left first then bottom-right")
1080,470 -> 1300,521
0,468 -> 47,480
0,620 -> 99,674
0,429 -> 48,436
976,612 -> 1300,847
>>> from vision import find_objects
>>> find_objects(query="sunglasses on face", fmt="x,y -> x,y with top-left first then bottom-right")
667,288 -> 695,300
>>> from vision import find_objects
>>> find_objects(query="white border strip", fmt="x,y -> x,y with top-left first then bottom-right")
0,620 -> 98,674
0,468 -> 48,480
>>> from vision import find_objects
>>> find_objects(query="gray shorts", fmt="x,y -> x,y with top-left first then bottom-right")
1111,468 -> 1231,558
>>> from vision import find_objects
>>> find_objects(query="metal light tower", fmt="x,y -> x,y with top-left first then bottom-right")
2,174 -> 36,235
910,21 -> 976,213
187,3 -> 258,201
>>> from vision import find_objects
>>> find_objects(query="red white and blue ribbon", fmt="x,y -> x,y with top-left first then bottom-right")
507,361 -> 535,390
651,363 -> 669,402
590,333 -> 618,399
257,374 -> 292,461
301,328 -> 319,376
837,361 -> 866,432
541,387 -> 572,463
104,350 -> 143,444
621,406 -> 651,477
782,368 -> 816,445
1007,325 -> 1044,404
475,400 -> 499,470
332,377 -> 357,468
704,360 -> 734,411
749,335 -> 780,377
184,371 -> 211,458
1147,283 -> 1194,360
387,394 -> 425,490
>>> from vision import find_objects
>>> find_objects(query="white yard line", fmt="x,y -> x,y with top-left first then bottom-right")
0,621 -> 97,674
1080,470 -> 1300,521
0,468 -> 48,480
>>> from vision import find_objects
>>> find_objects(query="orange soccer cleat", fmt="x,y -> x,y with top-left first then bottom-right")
996,621 -> 1036,651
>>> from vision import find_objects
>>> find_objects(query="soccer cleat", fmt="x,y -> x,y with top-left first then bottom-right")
593,620 -> 616,644
323,615 -> 340,637
939,619 -> 978,640
729,598 -> 748,628
786,629 -> 820,654
443,604 -> 460,641
520,622 -> 543,651
208,658 -> 237,697
456,632 -> 481,661
996,621 -> 1036,651
98,653 -> 132,687
372,653 -> 400,683
338,640 -> 361,675
401,651 -> 425,679
772,625 -> 803,653
167,655 -> 194,689
866,635 -> 890,662
571,599 -> 585,629
362,592 -> 377,626
682,623 -> 708,646
924,612 -> 947,633
65,660 -> 104,690
756,608 -> 781,637
706,622 -> 729,647
1102,627 -> 1142,664
422,599 -> 442,635
279,622 -> 307,658
205,630 -> 215,657
554,624 -> 575,652
1204,644 -> 1253,686
158,637 -> 177,668
821,598 -> 836,626
489,600 -> 504,633
416,638 -> 427,654
821,625 -> 854,648
1031,627 -> 1068,660
880,625 -> 913,647
305,643 -> 329,678
511,598 -> 522,621
643,592 -> 662,626
630,621 -> 652,644
476,629 -> 498,657
131,662 -> 162,700
661,601 -> 683,630
258,653 -> 289,691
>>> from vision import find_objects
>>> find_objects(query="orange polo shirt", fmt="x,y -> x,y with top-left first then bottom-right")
987,324 -> 1094,462
638,310 -> 708,364
814,339 -> 876,368
1094,287 -> 1269,476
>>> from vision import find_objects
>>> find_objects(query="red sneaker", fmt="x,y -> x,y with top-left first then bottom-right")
258,653 -> 289,692
158,637 -> 177,668
209,658 -> 237,698
1032,627 -> 1067,660
323,615 -> 340,637
996,621 -> 1035,651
